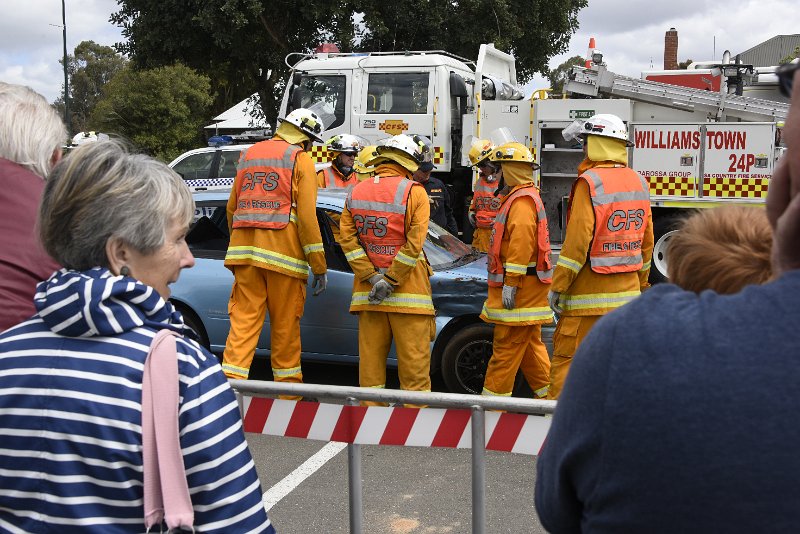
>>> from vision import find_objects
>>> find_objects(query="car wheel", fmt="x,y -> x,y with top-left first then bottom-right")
174,304 -> 211,351
441,323 -> 494,395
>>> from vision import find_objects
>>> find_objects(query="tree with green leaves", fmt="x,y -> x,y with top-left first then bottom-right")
90,63 -> 214,162
781,46 -> 799,64
54,41 -> 128,134
545,55 -> 586,95
112,0 -> 586,124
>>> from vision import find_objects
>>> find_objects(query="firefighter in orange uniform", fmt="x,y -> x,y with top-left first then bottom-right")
467,138 -> 502,253
222,107 -> 328,398
479,141 -> 554,399
317,134 -> 366,188
547,114 -> 654,399
339,134 -> 434,404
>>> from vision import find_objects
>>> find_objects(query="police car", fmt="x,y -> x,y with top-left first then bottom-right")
168,130 -> 272,191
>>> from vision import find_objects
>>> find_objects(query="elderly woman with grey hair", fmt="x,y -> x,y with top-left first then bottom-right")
0,81 -> 65,330
0,141 -> 276,533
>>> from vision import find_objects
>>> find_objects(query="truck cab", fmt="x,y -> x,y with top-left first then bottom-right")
279,44 -> 528,237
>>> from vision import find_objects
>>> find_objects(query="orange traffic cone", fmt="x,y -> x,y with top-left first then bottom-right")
585,37 -> 596,68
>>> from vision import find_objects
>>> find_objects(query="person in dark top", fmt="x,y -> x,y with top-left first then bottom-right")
535,63 -> 800,534
0,82 -> 65,332
410,135 -> 458,235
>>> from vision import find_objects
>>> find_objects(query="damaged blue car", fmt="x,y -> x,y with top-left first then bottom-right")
170,188 -> 553,395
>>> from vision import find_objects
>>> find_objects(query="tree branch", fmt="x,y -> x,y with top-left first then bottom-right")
258,12 -> 289,52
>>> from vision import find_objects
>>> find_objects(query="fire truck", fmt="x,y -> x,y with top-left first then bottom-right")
279,44 -> 789,281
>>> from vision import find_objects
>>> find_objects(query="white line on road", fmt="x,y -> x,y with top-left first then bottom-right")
262,441 -> 348,511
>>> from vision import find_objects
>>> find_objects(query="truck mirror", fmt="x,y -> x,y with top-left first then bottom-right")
450,72 -> 468,97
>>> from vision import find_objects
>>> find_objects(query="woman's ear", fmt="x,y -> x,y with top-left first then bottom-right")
105,236 -> 130,276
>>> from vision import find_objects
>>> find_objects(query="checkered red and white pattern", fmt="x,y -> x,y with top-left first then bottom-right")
241,397 -> 551,456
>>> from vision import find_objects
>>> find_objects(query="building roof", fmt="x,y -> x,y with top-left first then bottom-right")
736,34 -> 800,67
204,95 -> 269,131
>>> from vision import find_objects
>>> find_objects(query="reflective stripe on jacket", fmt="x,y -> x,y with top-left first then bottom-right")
232,139 -> 299,230
487,184 -> 553,287
317,165 -> 354,189
569,167 -> 650,274
472,175 -> 502,228
347,175 -> 417,269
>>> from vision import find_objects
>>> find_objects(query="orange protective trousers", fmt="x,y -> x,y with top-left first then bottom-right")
483,324 -> 551,398
223,264 -> 306,400
471,227 -> 491,253
547,315 -> 601,400
358,311 -> 434,406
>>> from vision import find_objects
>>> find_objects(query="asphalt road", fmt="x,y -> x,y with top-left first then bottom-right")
244,360 -> 547,533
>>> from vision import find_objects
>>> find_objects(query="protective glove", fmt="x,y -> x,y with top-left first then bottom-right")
312,272 -> 328,296
367,273 -> 384,286
548,290 -> 563,315
468,211 -> 477,227
501,284 -> 517,310
368,279 -> 394,305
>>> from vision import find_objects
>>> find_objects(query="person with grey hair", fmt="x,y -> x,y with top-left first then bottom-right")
0,81 -> 65,331
0,140 -> 276,532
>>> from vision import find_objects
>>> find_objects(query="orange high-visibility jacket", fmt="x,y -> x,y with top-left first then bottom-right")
569,167 -> 651,273
470,174 -> 502,228
225,136 -> 326,279
317,165 -> 355,189
231,139 -> 297,229
487,183 -> 553,286
480,184 -> 554,326
552,165 -> 654,317
347,175 -> 417,269
339,163 -> 434,316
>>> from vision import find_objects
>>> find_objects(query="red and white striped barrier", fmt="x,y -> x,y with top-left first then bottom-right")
241,397 -> 551,456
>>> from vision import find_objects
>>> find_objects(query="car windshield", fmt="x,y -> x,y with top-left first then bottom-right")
424,221 -> 481,271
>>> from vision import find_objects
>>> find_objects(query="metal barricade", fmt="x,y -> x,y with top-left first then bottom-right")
230,380 -> 556,534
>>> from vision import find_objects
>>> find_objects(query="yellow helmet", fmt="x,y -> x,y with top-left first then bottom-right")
353,145 -> 378,177
489,142 -> 540,169
468,138 -> 494,167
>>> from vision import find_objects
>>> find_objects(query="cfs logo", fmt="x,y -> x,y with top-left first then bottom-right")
607,209 -> 645,232
241,171 -> 280,191
353,214 -> 389,237
475,197 -> 501,212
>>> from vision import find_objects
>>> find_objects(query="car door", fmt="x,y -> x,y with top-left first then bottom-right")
171,150 -> 221,190
297,207 -> 360,362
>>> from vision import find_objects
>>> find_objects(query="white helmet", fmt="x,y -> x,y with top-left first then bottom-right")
378,134 -> 427,163
278,107 -> 326,142
326,133 -> 367,155
569,113 -> 633,147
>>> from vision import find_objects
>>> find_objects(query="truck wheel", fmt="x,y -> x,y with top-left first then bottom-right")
441,323 -> 494,395
650,213 -> 685,284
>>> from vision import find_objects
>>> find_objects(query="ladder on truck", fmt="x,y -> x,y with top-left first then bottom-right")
565,65 -> 789,123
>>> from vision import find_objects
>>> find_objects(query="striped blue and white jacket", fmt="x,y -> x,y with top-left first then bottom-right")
0,267 -> 275,533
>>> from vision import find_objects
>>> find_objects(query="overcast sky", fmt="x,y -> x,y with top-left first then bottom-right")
1,0 -> 798,104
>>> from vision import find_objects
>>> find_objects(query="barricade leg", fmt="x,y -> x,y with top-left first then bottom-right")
471,405 -> 486,534
347,397 -> 363,534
